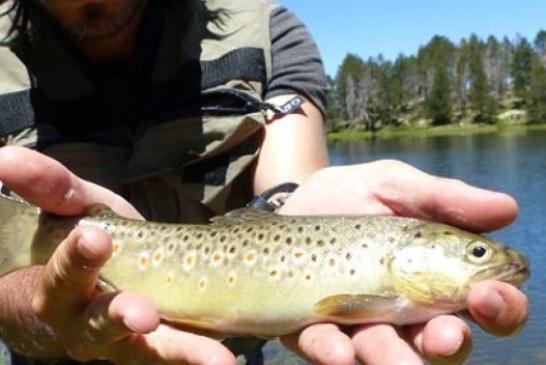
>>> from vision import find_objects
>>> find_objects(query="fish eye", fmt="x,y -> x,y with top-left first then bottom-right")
473,246 -> 487,258
467,242 -> 492,264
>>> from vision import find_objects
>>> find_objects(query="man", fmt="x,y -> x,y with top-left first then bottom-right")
0,0 -> 528,364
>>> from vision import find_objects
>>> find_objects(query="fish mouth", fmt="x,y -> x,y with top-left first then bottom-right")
477,260 -> 530,287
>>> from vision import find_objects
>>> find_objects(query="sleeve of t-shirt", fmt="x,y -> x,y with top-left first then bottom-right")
265,6 -> 329,116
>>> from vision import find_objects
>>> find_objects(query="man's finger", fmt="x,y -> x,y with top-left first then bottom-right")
0,146 -> 141,218
32,226 -> 113,329
371,160 -> 518,232
467,280 -> 528,337
405,315 -> 472,365
352,323 -> 423,365
281,324 -> 355,365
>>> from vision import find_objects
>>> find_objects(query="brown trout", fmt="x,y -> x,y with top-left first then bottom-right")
0,195 -> 529,337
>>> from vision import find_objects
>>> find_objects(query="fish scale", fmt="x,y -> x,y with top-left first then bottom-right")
0,195 -> 529,338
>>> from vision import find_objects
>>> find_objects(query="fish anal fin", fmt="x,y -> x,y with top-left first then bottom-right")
314,294 -> 399,321
211,208 -> 275,225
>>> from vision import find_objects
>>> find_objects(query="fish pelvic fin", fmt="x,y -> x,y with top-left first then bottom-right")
314,294 -> 400,322
0,194 -> 39,276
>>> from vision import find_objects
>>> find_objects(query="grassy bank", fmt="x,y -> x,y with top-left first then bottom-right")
327,123 -> 546,141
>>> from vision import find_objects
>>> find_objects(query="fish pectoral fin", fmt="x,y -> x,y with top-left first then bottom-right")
314,294 -> 399,321
162,316 -> 225,339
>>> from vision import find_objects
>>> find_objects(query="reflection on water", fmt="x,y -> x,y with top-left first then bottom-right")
264,129 -> 546,364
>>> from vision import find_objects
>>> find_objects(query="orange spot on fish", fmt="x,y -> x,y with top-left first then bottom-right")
244,250 -> 258,266
154,250 -> 163,262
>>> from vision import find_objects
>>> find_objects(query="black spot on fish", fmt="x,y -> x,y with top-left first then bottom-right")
280,255 -> 286,263
274,234 -> 281,242
345,253 -> 352,261
220,235 -> 227,243
414,231 -> 422,239
314,225 -> 321,232
330,238 -> 338,245
305,237 -> 312,245
354,224 -> 362,230
257,233 -> 265,241
349,269 -> 356,276
317,239 -> 325,247
286,237 -> 293,245
210,231 -> 218,238
380,257 -> 385,265
137,231 -> 144,238
311,253 -> 317,263
297,226 -> 304,233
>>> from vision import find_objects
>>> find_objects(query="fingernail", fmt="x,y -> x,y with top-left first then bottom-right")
477,286 -> 506,319
76,232 -> 101,263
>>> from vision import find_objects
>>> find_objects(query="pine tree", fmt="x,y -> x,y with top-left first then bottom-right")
426,63 -> 452,125
527,59 -> 546,124
511,37 -> 534,100
468,35 -> 497,123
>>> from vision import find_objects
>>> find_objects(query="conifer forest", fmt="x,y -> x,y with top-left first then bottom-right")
326,30 -> 546,133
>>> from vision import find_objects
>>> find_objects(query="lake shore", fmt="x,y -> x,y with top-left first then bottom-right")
327,123 -> 546,141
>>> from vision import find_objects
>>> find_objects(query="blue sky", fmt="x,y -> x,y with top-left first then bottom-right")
276,1 -> 546,76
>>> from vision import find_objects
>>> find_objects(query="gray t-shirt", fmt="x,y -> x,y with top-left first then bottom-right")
267,6 -> 328,115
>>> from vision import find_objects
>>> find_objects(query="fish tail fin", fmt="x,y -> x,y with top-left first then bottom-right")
0,194 -> 39,276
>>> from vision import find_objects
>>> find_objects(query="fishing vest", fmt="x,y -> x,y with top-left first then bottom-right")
0,0 -> 279,223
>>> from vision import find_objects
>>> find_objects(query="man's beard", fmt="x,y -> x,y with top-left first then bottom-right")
64,0 -> 146,44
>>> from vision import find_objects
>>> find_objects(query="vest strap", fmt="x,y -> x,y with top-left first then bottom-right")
0,90 -> 35,135
201,47 -> 266,89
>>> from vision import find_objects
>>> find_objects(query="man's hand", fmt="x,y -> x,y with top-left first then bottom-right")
0,146 -> 236,365
278,161 -> 528,365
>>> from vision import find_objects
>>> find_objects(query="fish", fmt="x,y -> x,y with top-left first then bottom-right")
0,194 -> 529,338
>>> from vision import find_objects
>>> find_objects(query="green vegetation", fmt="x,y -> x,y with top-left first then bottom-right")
326,30 -> 546,136
328,122 -> 546,141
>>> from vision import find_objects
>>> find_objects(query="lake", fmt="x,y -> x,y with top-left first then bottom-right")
263,129 -> 546,364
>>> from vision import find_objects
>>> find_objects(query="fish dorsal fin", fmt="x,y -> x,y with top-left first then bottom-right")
314,294 -> 400,321
211,208 -> 275,225
86,204 -> 118,219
